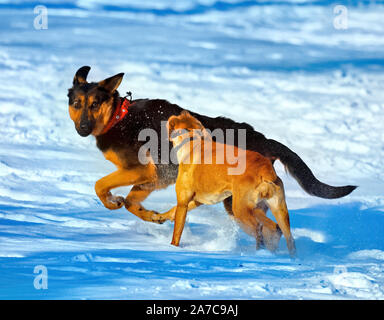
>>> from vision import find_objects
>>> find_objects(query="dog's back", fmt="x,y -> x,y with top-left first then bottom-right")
169,111 -> 277,201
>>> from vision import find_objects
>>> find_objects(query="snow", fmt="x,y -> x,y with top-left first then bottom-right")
0,0 -> 384,299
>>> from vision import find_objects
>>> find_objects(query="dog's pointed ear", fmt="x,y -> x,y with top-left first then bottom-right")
167,115 -> 177,134
194,120 -> 204,131
181,110 -> 204,130
180,110 -> 190,117
98,73 -> 124,93
73,66 -> 91,85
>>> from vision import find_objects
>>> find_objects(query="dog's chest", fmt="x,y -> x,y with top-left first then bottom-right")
195,190 -> 232,205
103,149 -> 124,169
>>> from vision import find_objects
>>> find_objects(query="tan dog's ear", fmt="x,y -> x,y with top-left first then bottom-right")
193,118 -> 204,131
98,73 -> 124,93
180,110 -> 190,117
184,111 -> 204,131
73,66 -> 91,85
167,115 -> 178,139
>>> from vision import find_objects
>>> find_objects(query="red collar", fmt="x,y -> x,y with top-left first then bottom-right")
101,98 -> 134,135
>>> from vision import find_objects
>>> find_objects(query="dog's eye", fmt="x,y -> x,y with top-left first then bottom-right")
90,102 -> 99,110
170,131 -> 178,139
174,130 -> 184,137
73,101 -> 81,109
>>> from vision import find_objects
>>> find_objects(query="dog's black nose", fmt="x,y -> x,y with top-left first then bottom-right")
77,122 -> 92,137
80,123 -> 88,130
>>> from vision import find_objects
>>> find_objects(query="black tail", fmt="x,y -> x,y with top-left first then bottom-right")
266,139 -> 357,199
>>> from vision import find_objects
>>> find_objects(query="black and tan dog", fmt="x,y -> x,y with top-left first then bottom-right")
68,66 -> 356,248
167,111 -> 295,256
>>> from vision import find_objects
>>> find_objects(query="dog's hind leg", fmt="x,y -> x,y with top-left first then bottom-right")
231,192 -> 265,249
223,197 -> 234,216
265,177 -> 296,257
225,197 -> 281,252
252,202 -> 282,252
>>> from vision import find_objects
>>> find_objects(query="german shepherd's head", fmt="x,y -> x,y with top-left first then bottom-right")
68,66 -> 124,137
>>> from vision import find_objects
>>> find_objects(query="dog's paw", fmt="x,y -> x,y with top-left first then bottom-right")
159,208 -> 176,222
149,212 -> 167,224
104,193 -> 125,210
262,225 -> 282,252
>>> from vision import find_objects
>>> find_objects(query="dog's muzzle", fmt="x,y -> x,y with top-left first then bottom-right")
77,110 -> 93,137
77,122 -> 93,137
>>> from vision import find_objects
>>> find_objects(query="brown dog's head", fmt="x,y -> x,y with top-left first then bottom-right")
167,111 -> 206,145
68,66 -> 124,137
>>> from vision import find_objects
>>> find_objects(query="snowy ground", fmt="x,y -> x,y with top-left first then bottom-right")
0,0 -> 384,299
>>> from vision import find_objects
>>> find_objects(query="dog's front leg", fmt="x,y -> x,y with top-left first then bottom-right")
160,200 -> 202,222
95,166 -> 153,211
124,184 -> 168,224
171,203 -> 189,246
171,186 -> 195,246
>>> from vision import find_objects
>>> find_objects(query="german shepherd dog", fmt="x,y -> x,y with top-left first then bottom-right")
68,66 -> 356,249
167,111 -> 295,256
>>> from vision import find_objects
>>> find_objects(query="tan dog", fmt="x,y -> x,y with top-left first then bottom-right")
167,111 -> 296,257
